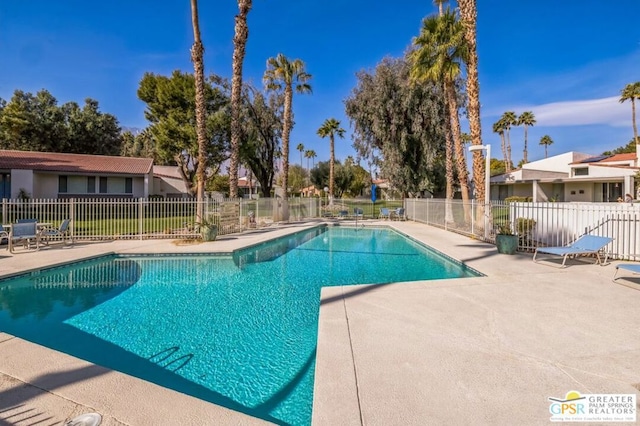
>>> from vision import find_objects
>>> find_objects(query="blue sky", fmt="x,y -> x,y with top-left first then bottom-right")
1,0 -> 639,169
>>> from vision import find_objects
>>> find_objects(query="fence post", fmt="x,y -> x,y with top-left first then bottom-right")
139,198 -> 144,240
2,198 -> 6,224
70,198 -> 75,242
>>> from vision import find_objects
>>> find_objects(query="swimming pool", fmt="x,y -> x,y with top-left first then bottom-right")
0,226 -> 479,425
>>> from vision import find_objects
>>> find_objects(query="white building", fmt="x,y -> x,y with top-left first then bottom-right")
490,147 -> 640,202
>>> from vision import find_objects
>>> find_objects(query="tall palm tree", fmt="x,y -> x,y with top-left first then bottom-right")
411,9 -> 471,213
317,118 -> 345,202
620,82 -> 640,145
457,0 -> 485,207
518,111 -> 536,164
229,0 -> 253,199
540,135 -> 553,158
263,54 -> 312,219
433,0 -> 455,224
500,111 -> 517,172
307,149 -> 317,169
297,143 -> 305,169
189,0 -> 207,220
304,149 -> 314,190
492,120 -> 507,171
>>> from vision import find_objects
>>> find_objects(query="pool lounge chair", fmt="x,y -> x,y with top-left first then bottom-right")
612,263 -> 640,284
0,224 -> 8,250
533,234 -> 613,268
379,208 -> 390,220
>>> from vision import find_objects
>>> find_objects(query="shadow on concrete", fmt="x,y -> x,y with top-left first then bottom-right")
320,282 -> 395,306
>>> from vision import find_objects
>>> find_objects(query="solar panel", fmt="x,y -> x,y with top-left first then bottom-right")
580,155 -> 610,163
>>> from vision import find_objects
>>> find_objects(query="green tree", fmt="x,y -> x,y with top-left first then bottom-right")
239,86 -> 282,197
411,8 -> 471,209
206,174 -> 230,195
317,118 -> 345,202
229,0 -> 253,198
344,156 -> 370,196
310,160 -> 330,191
0,89 -> 121,155
287,164 -> 307,194
517,111 -> 536,164
137,71 -> 229,196
263,54 -> 312,219
65,98 -> 122,155
346,56 -> 447,198
539,135 -> 553,158
489,158 -> 506,176
620,82 -> 640,145
602,139 -> 637,155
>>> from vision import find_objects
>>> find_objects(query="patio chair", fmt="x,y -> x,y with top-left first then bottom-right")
41,219 -> 72,245
353,208 -> 364,219
532,234 -> 613,268
8,222 -> 40,253
0,224 -> 8,250
612,263 -> 640,284
16,218 -> 37,224
379,208 -> 391,220
394,207 -> 406,221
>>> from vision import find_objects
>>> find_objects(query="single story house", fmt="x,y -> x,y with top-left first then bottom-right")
0,150 -> 188,199
490,147 -> 640,202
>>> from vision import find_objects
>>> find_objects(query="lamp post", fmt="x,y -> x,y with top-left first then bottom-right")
468,144 -> 491,240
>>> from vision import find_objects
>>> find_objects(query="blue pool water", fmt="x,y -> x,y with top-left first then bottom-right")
0,226 -> 479,425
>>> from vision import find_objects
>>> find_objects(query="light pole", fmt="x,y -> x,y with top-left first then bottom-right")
468,144 -> 491,240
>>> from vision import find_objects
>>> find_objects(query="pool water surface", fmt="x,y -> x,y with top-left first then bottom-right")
0,226 -> 479,425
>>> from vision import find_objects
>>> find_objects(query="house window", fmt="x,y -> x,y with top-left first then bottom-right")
125,178 -> 133,194
58,176 -> 68,193
87,176 -> 96,193
574,168 -> 588,176
99,177 -> 108,193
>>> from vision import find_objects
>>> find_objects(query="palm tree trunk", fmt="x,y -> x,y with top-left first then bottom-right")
444,105 -> 455,224
505,129 -> 512,172
281,85 -> 293,220
545,144 -> 548,158
632,99 -> 638,144
457,0 -> 483,201
229,0 -> 252,199
500,133 -> 507,171
445,81 -> 471,220
523,125 -> 528,163
329,134 -> 335,204
190,0 -> 207,221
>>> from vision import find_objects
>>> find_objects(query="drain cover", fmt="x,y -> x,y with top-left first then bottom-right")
66,413 -> 102,426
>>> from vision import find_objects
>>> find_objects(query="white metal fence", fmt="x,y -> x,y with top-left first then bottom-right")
0,197 -> 321,241
405,198 -> 640,260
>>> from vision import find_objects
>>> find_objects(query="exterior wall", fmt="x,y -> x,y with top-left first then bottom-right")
564,182 -> 593,202
512,184 -> 532,198
32,173 -> 59,198
523,152 -> 591,173
153,176 -> 189,198
10,169 -> 34,198
133,176 -> 146,198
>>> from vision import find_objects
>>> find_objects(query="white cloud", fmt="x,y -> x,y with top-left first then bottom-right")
529,96 -> 630,127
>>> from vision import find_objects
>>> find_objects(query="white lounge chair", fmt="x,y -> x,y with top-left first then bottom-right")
533,235 -> 613,267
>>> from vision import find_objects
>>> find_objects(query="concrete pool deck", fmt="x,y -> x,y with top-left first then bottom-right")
1,221 -> 639,425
